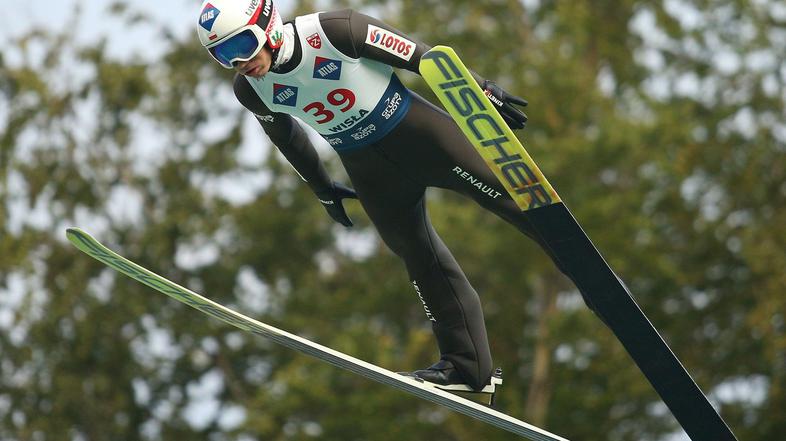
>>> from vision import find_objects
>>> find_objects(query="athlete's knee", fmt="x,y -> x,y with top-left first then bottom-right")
375,228 -> 435,268
377,222 -> 450,277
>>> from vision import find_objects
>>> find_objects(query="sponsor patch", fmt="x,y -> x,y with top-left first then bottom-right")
452,166 -> 503,199
484,89 -> 504,107
246,0 -> 262,17
269,28 -> 284,48
272,84 -> 298,107
260,0 -> 272,18
351,123 -> 376,141
255,114 -> 275,123
382,92 -> 402,120
412,281 -> 436,322
313,57 -> 342,80
365,25 -> 415,61
265,5 -> 283,48
306,32 -> 322,49
199,3 -> 220,32
328,109 -> 369,133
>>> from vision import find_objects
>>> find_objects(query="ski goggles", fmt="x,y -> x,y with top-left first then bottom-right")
207,25 -> 267,69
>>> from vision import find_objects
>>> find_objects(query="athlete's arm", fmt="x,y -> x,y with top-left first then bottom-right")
233,75 -> 357,226
320,9 -> 528,129
234,74 -> 333,192
319,9 -> 431,75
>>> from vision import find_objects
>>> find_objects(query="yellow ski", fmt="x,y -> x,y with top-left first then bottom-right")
419,45 -> 560,211
420,46 -> 739,441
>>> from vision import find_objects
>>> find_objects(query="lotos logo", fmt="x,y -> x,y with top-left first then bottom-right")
199,3 -> 220,31
306,33 -> 322,49
272,84 -> 298,107
313,57 -> 342,80
365,25 -> 415,61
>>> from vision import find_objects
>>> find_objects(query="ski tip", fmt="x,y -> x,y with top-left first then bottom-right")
426,44 -> 454,54
65,227 -> 85,239
420,45 -> 457,63
65,228 -> 95,248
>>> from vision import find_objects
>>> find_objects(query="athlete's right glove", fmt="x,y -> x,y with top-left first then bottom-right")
315,182 -> 358,227
481,80 -> 529,130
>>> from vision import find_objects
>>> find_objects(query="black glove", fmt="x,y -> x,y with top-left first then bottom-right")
481,80 -> 528,130
315,182 -> 358,227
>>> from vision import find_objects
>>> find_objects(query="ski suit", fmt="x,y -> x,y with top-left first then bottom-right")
234,9 -> 554,391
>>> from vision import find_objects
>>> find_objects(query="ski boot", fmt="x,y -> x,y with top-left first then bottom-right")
399,359 -> 503,406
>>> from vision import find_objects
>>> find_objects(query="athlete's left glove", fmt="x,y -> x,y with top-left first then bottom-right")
315,182 -> 358,227
481,80 -> 528,130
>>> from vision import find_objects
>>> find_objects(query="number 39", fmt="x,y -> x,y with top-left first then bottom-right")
303,88 -> 356,124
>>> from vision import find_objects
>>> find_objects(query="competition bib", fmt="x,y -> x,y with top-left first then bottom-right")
247,13 -> 411,151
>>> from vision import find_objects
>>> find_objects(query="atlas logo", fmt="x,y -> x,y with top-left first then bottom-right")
306,33 -> 322,49
313,57 -> 342,80
422,51 -> 553,209
365,25 -> 414,61
272,84 -> 298,107
199,3 -> 220,31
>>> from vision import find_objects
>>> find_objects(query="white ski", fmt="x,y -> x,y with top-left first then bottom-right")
66,228 -> 568,441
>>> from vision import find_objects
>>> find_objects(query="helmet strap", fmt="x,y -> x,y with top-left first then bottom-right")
271,23 -> 296,70
270,48 -> 282,67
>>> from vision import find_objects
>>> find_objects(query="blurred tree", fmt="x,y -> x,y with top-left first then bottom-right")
1,0 -> 783,440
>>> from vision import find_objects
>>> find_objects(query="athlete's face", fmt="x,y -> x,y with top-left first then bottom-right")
234,46 -> 272,79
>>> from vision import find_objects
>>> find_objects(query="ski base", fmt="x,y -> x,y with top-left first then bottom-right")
419,45 -> 738,441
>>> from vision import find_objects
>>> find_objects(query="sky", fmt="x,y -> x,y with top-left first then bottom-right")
6,0 -> 192,56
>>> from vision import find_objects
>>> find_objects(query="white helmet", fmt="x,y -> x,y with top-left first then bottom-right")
197,0 -> 285,68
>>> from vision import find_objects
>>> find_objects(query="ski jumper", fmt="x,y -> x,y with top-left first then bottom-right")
234,9 -> 568,391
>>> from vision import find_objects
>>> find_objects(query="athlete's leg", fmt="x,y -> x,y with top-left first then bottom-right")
375,92 -> 549,251
376,92 -> 599,313
338,147 -> 493,391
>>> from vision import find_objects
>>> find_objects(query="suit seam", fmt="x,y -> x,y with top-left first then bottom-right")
418,201 -> 482,386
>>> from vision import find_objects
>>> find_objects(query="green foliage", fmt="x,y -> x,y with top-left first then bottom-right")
1,1 -> 784,440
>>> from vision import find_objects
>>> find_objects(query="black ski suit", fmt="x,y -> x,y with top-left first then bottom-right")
234,9 -> 548,391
